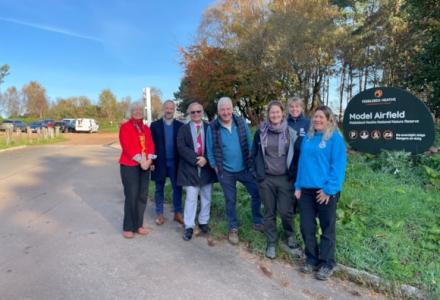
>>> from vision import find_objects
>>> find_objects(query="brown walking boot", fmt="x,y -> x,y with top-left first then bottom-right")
173,212 -> 184,225
155,214 -> 165,225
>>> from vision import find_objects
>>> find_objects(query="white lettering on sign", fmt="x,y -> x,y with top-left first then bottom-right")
349,111 -> 406,120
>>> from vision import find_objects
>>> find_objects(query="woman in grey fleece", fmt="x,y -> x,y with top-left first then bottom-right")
251,100 -> 299,259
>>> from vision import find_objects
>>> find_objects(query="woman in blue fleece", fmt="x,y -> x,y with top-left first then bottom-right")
294,105 -> 346,281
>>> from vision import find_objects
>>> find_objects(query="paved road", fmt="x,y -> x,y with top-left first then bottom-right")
0,144 -> 384,300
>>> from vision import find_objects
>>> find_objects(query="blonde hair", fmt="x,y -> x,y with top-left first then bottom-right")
308,105 -> 338,141
287,96 -> 305,110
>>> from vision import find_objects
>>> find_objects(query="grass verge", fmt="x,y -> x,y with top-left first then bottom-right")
0,135 -> 66,150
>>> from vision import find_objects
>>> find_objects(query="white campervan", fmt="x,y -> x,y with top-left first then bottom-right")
75,118 -> 99,133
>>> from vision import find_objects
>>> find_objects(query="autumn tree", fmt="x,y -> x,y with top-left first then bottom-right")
22,81 -> 48,118
98,89 -> 117,123
175,44 -> 242,120
1,87 -> 23,117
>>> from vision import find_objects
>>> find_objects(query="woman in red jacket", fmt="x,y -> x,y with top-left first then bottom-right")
119,102 -> 155,238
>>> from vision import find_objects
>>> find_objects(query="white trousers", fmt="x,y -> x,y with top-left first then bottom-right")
183,184 -> 212,229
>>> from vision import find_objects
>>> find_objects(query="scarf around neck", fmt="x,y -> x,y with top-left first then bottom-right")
260,118 -> 288,157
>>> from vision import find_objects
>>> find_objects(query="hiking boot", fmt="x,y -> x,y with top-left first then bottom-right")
199,224 -> 210,234
287,236 -> 298,249
315,265 -> 334,281
174,212 -> 184,225
252,223 -> 264,232
155,214 -> 165,225
228,229 -> 239,245
182,228 -> 193,241
265,244 -> 276,259
300,263 -> 319,274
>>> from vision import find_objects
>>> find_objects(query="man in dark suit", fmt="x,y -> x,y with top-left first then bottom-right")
150,100 -> 184,225
176,102 -> 216,241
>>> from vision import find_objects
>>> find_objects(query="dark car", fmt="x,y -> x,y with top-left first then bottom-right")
41,119 -> 55,128
29,121 -> 43,133
53,121 -> 66,132
62,119 -> 76,132
0,119 -> 28,132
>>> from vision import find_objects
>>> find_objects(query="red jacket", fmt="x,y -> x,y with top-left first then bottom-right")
119,119 -> 155,166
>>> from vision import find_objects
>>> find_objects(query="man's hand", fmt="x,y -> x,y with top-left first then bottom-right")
316,189 -> 331,205
196,156 -> 207,167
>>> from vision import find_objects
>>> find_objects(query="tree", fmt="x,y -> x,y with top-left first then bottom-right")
405,0 -> 440,118
0,64 -> 9,86
22,81 -> 48,118
150,88 -> 163,120
176,44 -> 242,120
98,89 -> 117,123
1,87 -> 23,117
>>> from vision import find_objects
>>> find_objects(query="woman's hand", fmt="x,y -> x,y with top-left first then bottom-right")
316,189 -> 331,205
294,190 -> 301,200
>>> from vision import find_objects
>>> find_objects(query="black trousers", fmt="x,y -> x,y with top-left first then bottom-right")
299,188 -> 339,268
120,165 -> 150,232
259,175 -> 293,245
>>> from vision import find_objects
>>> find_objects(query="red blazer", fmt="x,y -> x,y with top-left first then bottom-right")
119,120 -> 155,166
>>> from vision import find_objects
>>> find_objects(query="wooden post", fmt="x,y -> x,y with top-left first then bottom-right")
5,128 -> 12,145
27,127 -> 32,144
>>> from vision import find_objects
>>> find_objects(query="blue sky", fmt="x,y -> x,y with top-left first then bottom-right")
0,0 -> 214,104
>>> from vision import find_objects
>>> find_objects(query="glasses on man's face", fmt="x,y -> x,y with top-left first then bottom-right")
190,110 -> 202,115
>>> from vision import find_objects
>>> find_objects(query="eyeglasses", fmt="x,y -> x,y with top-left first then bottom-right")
190,110 -> 202,115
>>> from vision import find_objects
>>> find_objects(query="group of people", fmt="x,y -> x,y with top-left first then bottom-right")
118,96 -> 346,281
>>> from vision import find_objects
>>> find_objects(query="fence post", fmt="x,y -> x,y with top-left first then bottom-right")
27,127 -> 32,144
5,127 -> 12,145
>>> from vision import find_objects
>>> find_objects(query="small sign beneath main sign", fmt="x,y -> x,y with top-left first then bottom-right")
343,87 -> 435,154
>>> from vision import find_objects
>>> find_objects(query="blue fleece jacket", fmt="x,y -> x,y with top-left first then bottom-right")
206,120 -> 252,172
295,131 -> 347,195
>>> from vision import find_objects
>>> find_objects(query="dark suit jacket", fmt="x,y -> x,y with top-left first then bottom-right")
176,121 -> 217,187
150,118 -> 183,181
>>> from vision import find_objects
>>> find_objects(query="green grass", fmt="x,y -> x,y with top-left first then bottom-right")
0,134 -> 65,150
150,150 -> 440,297
98,122 -> 119,133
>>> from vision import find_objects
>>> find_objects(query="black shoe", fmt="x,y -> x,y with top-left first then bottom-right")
199,224 -> 210,234
315,265 -> 334,281
287,236 -> 298,249
183,228 -> 193,241
300,263 -> 319,274
265,244 -> 276,259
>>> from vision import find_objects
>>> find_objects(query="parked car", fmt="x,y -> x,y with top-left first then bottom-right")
29,121 -> 43,133
0,119 -> 28,132
62,118 -> 76,132
41,119 -> 55,128
53,121 -> 66,132
75,118 -> 99,133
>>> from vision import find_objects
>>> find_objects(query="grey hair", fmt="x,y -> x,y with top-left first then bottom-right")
186,101 -> 203,114
287,96 -> 305,109
163,99 -> 175,107
217,96 -> 233,111
307,105 -> 338,141
129,101 -> 145,117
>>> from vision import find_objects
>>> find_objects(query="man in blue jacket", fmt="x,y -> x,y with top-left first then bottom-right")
151,100 -> 184,225
206,97 -> 263,245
